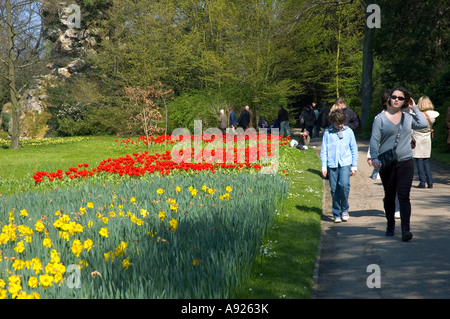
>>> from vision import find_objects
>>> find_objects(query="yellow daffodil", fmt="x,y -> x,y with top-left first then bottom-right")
158,210 -> 165,222
169,218 -> 178,232
157,188 -> 164,195
14,240 -> 25,254
87,202 -> 94,209
12,259 -> 25,271
122,257 -> 131,270
50,249 -> 60,263
115,241 -> 127,257
35,220 -> 45,232
28,276 -> 38,289
175,186 -> 181,193
130,197 -> 136,204
226,186 -> 232,192
31,258 -> 43,274
20,209 -> 28,217
104,251 -> 114,262
39,274 -> 53,289
83,239 -> 94,252
140,208 -> 148,217
71,239 -> 83,257
43,237 -> 52,248
99,227 -> 109,238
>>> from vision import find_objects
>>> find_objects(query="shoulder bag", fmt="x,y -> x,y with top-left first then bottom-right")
378,113 -> 404,172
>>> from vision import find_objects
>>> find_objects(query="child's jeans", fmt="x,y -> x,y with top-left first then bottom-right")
328,165 -> 351,219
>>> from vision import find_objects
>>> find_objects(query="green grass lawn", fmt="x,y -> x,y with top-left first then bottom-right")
237,146 -> 323,299
0,136 -> 323,298
0,136 -> 168,195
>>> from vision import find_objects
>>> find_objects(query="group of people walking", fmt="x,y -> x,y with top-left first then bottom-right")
218,104 -> 292,137
320,87 -> 439,242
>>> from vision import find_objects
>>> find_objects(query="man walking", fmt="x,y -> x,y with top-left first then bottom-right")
278,104 -> 291,138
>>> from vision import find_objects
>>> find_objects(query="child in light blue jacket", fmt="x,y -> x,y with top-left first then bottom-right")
321,108 -> 358,223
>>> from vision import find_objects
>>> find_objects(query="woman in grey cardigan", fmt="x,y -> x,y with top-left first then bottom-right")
370,86 -> 428,242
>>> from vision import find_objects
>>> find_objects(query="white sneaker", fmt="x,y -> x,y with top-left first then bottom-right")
395,211 -> 400,219
342,212 -> 349,221
334,216 -> 342,223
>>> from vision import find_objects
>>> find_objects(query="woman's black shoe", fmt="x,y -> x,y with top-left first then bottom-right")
416,183 -> 425,188
428,184 -> 433,188
402,231 -> 413,242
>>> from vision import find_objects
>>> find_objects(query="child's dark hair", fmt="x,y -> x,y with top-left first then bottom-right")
381,90 -> 390,110
329,108 -> 346,125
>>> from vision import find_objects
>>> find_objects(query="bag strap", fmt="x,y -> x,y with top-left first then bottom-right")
423,111 -> 434,137
393,113 -> 404,150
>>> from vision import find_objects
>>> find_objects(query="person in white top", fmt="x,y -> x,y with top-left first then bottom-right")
412,96 -> 439,188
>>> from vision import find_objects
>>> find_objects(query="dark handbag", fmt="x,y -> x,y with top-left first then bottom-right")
378,113 -> 404,172
378,148 -> 398,172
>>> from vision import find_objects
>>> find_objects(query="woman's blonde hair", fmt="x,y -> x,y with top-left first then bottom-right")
417,96 -> 434,111
329,104 -> 339,114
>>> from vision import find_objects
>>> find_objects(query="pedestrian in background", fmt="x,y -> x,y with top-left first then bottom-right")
219,109 -> 227,134
412,96 -> 439,188
229,108 -> 237,132
238,106 -> 250,130
278,104 -> 291,138
337,97 -> 360,132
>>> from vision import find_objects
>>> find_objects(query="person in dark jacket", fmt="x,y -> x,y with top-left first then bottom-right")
336,97 -> 360,132
238,106 -> 250,130
300,105 -> 316,137
278,104 -> 291,137
320,102 -> 330,129
229,108 -> 237,132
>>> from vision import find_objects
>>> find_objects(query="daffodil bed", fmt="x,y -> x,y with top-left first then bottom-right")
0,173 -> 288,299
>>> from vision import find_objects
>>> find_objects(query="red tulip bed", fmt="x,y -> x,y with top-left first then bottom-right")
33,133 -> 291,185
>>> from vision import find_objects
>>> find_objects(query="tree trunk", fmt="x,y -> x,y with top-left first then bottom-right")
360,2 -> 374,129
6,0 -> 20,149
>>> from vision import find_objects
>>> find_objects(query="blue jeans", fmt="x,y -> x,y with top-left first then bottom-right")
328,165 -> 351,219
415,158 -> 433,186
280,121 -> 291,137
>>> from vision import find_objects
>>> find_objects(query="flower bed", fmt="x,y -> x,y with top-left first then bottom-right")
0,173 -> 288,299
33,133 -> 291,185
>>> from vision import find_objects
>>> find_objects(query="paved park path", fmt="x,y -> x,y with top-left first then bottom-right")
308,136 -> 450,299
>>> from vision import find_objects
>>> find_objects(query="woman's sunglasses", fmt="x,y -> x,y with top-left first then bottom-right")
391,95 -> 405,101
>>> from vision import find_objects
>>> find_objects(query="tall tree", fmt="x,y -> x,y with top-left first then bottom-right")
360,0 -> 376,128
0,0 -> 45,149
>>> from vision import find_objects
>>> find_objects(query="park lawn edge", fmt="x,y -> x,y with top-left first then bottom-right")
236,146 -> 323,299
